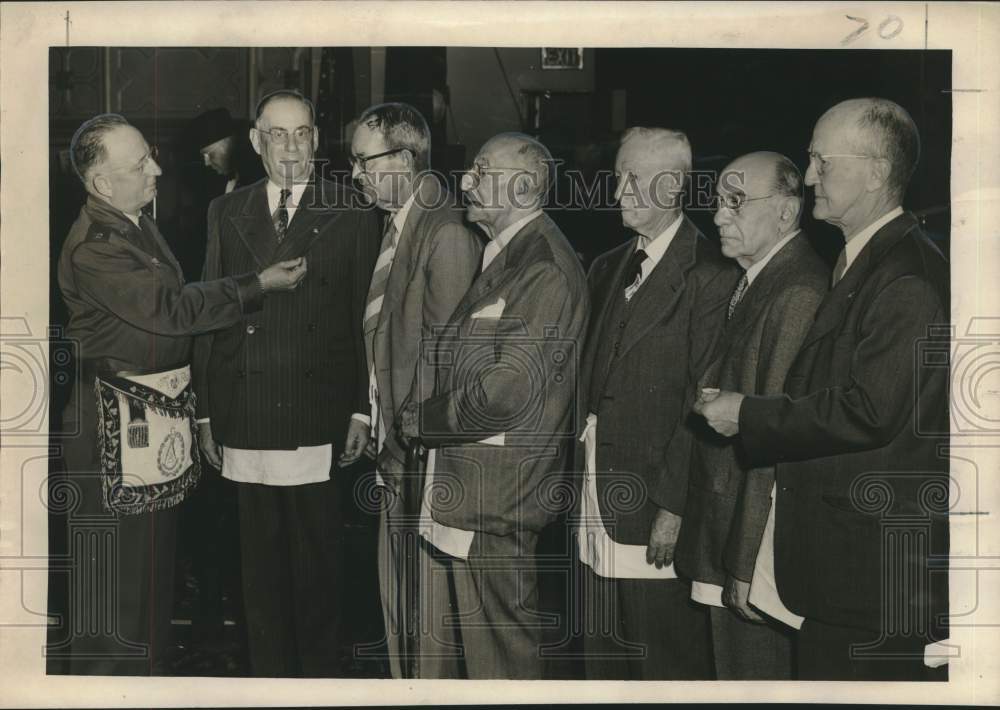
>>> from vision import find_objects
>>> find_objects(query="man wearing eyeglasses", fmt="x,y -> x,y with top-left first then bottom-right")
672,151 -> 828,679
193,90 -> 381,677
55,113 -> 306,675
348,102 -> 481,678
694,98 -> 949,681
398,132 -> 588,678
575,127 -> 739,680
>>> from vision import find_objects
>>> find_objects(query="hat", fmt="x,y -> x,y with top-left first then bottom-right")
187,107 -> 235,152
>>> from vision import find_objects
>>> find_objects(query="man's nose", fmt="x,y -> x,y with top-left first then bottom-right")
713,208 -> 727,226
804,162 -> 818,186
148,159 -> 163,177
351,162 -> 362,180
460,171 -> 476,192
202,153 -> 211,167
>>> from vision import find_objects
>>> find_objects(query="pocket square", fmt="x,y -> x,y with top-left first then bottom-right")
471,298 -> 506,320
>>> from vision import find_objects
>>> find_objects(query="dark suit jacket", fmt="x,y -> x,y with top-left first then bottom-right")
578,215 -> 740,545
193,177 -> 381,450
740,212 -> 949,635
371,175 -> 483,467
674,233 -> 828,586
419,212 -> 589,536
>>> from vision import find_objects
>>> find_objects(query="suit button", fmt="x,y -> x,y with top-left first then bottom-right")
307,323 -> 316,332
619,320 -> 626,328
276,402 -> 282,408
246,325 -> 256,335
305,369 -> 313,378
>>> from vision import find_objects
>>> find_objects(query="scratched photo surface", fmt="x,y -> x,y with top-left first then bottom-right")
2,2 -> 999,707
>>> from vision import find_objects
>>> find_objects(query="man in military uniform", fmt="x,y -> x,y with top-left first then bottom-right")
54,113 -> 305,675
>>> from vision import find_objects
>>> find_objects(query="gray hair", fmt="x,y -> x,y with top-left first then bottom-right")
620,126 -> 693,174
852,98 -> 921,200
358,102 -> 432,173
69,113 -> 130,184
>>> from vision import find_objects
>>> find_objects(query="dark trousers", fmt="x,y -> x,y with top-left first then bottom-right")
582,569 -> 712,680
709,605 -> 794,679
236,479 -> 344,677
55,394 -> 178,676
798,618 -> 948,681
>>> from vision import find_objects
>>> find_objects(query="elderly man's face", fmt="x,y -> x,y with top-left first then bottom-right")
201,136 -> 235,177
97,125 -> 162,215
714,156 -> 786,268
614,137 -> 685,237
350,123 -> 411,210
251,98 -> 318,186
804,111 -> 875,228
461,137 -> 525,228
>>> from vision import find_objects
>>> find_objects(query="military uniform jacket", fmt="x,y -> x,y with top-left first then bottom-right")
193,177 -> 381,450
58,195 -> 262,374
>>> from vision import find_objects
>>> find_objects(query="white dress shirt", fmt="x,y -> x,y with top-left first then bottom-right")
575,213 -> 685,580
480,210 -> 543,272
221,180 -> 355,487
690,229 -> 804,608
842,206 -> 903,276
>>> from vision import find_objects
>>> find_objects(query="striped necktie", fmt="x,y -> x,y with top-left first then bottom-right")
364,214 -> 399,371
727,271 -> 749,320
831,248 -> 847,287
273,188 -> 291,244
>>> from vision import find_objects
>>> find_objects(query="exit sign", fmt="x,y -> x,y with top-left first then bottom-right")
541,48 -> 584,70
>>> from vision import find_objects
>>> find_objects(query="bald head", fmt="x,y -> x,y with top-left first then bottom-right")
483,132 -> 554,200
818,98 -> 920,201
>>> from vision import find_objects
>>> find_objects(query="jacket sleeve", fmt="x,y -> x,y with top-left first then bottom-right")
71,224 -> 261,342
420,263 -> 587,446
650,262 -> 738,515
382,221 -> 482,465
352,208 -> 381,417
740,274 -> 945,463
723,284 -> 825,581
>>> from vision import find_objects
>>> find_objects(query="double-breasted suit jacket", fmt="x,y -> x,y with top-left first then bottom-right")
578,216 -> 741,544
370,175 -> 482,467
740,212 -> 950,636
419,213 -> 589,536
193,177 -> 381,451
674,233 -> 828,586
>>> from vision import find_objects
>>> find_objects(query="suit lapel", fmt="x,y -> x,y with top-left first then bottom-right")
799,212 -> 917,349
724,234 -> 806,345
139,215 -> 185,283
615,216 -> 696,363
232,181 -> 276,268
273,181 -> 344,261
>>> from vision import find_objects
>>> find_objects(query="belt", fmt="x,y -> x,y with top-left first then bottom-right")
80,358 -> 189,383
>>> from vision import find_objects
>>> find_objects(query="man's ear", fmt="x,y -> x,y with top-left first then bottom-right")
249,127 -> 262,156
867,157 -> 892,193
92,173 -> 113,200
311,126 -> 320,152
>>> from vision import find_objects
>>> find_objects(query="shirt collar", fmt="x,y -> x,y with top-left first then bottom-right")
843,206 -> 904,272
266,180 -> 309,209
634,212 -> 683,273
495,209 -> 543,249
390,191 -> 419,242
744,229 -> 800,287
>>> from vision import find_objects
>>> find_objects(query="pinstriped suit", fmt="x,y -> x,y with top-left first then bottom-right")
192,176 -> 380,676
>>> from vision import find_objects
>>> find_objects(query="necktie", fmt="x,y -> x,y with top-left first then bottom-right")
728,271 -> 749,320
273,188 -> 291,244
364,214 -> 399,370
623,248 -> 648,292
831,248 -> 847,286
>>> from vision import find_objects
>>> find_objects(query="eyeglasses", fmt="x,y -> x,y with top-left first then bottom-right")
807,151 -> 874,177
714,192 -> 774,212
257,126 -> 314,147
349,147 -> 409,173
103,146 -> 159,175
464,161 -> 526,188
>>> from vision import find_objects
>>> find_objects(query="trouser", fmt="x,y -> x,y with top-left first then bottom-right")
581,568 -> 713,680
708,604 -> 794,679
54,393 -> 178,676
235,479 -> 344,677
798,618 -> 947,681
376,487 -> 464,679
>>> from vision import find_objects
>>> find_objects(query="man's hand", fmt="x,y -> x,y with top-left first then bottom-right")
398,402 -> 420,443
376,447 -> 405,492
692,388 -> 745,437
197,421 -> 222,469
646,507 -> 683,569
722,574 -> 765,623
258,257 -> 307,292
338,418 -> 370,467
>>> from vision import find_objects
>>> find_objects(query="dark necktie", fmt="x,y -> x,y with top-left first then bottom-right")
623,248 -> 648,292
727,271 -> 749,320
831,248 -> 847,287
273,188 -> 291,243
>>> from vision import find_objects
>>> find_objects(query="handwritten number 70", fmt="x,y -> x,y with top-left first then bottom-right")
842,14 -> 904,45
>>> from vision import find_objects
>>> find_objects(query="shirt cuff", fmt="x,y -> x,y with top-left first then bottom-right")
195,418 -> 211,424
351,413 -> 371,426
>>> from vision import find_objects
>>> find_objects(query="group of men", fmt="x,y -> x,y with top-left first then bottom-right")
57,89 -> 948,682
